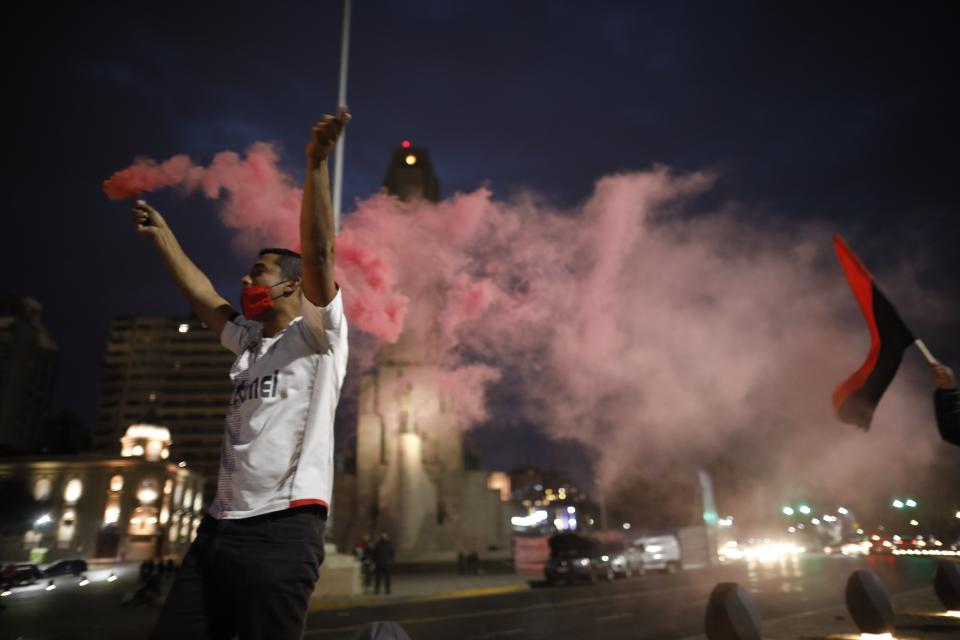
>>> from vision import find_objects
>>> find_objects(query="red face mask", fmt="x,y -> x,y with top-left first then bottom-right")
241,280 -> 290,319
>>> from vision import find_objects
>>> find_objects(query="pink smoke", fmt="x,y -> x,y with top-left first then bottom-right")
103,145 -> 409,342
105,148 -> 955,498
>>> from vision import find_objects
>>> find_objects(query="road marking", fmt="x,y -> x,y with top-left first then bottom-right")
597,613 -> 633,622
305,584 -> 696,636
310,584 -> 527,611
308,561 -> 922,636
468,628 -> 527,639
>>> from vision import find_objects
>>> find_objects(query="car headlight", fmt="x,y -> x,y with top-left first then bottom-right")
579,558 -> 590,566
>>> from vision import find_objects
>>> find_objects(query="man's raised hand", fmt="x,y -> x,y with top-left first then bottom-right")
131,200 -> 169,238
306,106 -> 350,164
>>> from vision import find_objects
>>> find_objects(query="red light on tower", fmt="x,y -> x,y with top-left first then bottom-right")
401,140 -> 411,149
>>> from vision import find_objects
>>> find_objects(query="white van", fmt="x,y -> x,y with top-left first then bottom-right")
632,534 -> 682,574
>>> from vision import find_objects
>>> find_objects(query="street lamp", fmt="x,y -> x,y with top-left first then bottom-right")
838,506 -> 849,515
905,499 -> 917,508
799,505 -> 812,515
782,506 -> 795,516
892,499 -> 905,509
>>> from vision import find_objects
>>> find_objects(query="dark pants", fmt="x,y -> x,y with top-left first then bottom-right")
151,506 -> 326,640
374,565 -> 391,594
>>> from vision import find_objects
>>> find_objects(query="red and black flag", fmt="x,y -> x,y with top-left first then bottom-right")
832,234 -> 916,430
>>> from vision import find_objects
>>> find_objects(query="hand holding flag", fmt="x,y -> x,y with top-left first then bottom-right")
831,234 -> 921,430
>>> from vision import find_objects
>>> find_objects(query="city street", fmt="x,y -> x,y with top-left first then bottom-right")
0,555 -> 952,639
304,555 -> 947,640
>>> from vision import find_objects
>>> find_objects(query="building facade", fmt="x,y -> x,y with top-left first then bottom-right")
92,316 -> 234,493
0,422 -> 204,563
0,296 -> 59,453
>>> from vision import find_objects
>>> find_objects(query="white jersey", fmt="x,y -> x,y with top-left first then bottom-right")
208,289 -> 348,519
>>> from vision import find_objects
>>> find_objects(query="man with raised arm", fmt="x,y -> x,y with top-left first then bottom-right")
143,108 -> 350,640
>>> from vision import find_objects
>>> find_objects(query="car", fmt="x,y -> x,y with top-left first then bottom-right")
600,539 -> 644,578
5,562 -> 43,586
42,558 -> 88,577
544,532 -> 616,585
633,534 -> 682,574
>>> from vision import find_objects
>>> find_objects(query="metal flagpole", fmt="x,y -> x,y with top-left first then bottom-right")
332,0 -> 352,232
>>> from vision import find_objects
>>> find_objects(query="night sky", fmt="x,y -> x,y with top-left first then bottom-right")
6,2 -> 957,477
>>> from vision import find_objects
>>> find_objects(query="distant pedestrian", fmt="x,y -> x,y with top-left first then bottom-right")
139,559 -> 155,582
374,532 -> 395,595
467,551 -> 480,575
357,535 -> 374,593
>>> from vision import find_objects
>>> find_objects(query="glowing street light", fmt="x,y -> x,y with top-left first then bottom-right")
909,519 -> 919,526
799,505 -> 812,515
782,506 -> 795,516
892,499 -> 905,509
905,499 -> 917,508
837,507 -> 849,515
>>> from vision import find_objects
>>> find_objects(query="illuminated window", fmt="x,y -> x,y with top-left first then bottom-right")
145,439 -> 163,460
164,479 -> 173,495
63,478 -> 83,504
173,482 -> 183,508
193,492 -> 202,513
128,506 -> 159,535
169,515 -> 179,542
184,487 -> 193,510
103,495 -> 121,525
137,479 -> 159,504
57,509 -> 77,548
110,475 -> 124,492
22,530 -> 43,550
34,477 -> 52,501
